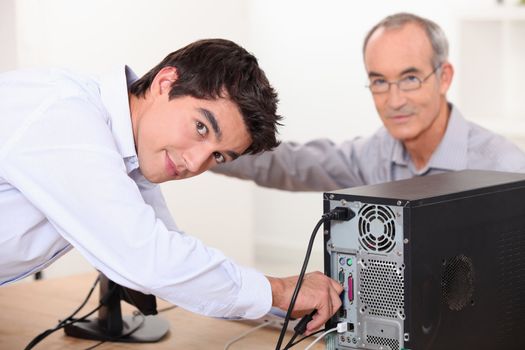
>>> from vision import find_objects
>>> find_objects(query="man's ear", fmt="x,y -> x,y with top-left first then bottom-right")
438,61 -> 454,95
152,66 -> 178,96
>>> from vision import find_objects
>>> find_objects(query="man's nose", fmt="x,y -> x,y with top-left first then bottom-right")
386,84 -> 407,110
184,148 -> 211,173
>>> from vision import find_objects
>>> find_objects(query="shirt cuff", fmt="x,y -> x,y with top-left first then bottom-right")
231,266 -> 272,319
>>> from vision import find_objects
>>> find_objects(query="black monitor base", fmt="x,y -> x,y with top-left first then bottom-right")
64,314 -> 169,343
63,273 -> 170,343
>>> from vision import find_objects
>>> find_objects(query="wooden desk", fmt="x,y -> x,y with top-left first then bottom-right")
0,273 -> 323,349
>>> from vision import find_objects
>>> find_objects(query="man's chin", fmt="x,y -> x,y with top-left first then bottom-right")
146,176 -> 164,184
385,123 -> 416,141
144,171 -> 201,183
168,172 -> 199,181
140,170 -> 167,184
179,172 -> 203,180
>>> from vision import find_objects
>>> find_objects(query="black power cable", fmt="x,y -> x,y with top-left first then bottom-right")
24,275 -> 101,350
285,328 -> 325,349
274,207 -> 354,350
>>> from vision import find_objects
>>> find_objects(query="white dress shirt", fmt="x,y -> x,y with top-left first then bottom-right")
0,66 -> 271,319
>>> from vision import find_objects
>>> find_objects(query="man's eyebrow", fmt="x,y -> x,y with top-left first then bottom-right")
226,150 -> 241,160
400,67 -> 421,75
368,71 -> 384,78
198,108 -> 222,141
368,67 -> 422,78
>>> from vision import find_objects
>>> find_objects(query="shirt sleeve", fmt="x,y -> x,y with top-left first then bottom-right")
213,138 -> 368,191
1,95 -> 271,319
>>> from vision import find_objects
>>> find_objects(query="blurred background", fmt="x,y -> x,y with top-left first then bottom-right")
2,0 -> 525,279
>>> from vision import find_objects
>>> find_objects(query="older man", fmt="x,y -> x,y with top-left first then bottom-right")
214,13 -> 525,190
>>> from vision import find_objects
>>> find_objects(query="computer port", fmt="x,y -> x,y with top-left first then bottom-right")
348,273 -> 354,303
339,268 -> 345,284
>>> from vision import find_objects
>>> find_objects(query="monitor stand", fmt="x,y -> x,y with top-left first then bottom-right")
64,274 -> 169,343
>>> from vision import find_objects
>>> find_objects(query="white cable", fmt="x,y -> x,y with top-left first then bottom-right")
223,320 -> 276,350
304,327 -> 338,350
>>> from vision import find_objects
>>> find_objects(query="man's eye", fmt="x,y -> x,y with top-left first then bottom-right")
196,121 -> 208,136
371,79 -> 387,86
402,75 -> 420,83
213,152 -> 226,164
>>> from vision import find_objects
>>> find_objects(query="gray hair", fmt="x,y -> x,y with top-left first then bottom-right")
363,12 -> 449,69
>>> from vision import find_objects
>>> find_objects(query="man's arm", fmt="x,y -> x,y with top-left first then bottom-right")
213,138 -> 367,191
136,169 -> 344,327
0,97 -> 266,318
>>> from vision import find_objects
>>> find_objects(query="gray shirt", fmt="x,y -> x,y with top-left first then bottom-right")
214,104 -> 525,191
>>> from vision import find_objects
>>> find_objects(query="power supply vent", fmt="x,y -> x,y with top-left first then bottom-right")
358,204 -> 396,253
441,254 -> 475,311
496,227 -> 525,339
359,259 -> 405,319
366,335 -> 400,350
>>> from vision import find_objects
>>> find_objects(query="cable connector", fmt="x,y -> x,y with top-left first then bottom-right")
293,309 -> 317,335
336,322 -> 348,333
323,207 -> 355,221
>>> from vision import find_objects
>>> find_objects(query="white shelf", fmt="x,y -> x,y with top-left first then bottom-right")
461,5 -> 525,21
457,6 -> 525,144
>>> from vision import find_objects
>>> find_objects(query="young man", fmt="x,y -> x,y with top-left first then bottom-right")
214,13 -> 525,190
0,39 -> 342,334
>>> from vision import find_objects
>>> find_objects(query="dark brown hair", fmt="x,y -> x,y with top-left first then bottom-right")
130,39 -> 282,154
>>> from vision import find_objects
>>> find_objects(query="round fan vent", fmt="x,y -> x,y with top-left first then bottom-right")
358,204 -> 396,253
441,254 -> 475,311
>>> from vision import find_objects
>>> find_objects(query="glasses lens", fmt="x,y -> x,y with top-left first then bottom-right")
398,77 -> 421,91
369,83 -> 388,93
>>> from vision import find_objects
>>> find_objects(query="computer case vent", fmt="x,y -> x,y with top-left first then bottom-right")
359,258 -> 405,319
358,204 -> 397,253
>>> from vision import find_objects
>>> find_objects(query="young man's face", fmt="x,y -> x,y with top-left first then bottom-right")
364,23 -> 452,143
131,67 -> 251,183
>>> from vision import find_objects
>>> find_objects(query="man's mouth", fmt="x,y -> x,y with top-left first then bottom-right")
388,114 -> 412,124
165,151 -> 180,177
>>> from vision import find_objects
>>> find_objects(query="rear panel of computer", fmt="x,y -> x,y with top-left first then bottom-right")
323,170 -> 525,350
324,196 -> 408,350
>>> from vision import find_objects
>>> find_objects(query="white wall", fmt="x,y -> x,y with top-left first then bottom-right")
240,0 -> 505,275
0,1 -> 17,71
7,0 -> 255,278
3,0 -> 519,279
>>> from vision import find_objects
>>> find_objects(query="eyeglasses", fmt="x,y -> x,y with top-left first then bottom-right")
366,65 -> 441,94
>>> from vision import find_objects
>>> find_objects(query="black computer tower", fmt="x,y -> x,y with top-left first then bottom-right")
323,170 -> 525,350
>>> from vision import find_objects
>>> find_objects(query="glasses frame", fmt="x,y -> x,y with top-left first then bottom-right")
366,64 -> 442,94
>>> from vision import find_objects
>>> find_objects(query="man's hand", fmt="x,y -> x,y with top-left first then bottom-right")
267,271 -> 343,335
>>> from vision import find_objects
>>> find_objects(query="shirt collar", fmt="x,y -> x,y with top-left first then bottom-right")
391,103 -> 469,173
99,65 -> 139,172
392,137 -> 409,166
426,104 -> 469,171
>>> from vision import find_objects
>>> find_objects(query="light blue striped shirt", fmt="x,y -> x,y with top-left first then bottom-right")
214,104 -> 525,191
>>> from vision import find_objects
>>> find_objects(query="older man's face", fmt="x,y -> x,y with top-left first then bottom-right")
364,23 -> 451,143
